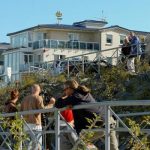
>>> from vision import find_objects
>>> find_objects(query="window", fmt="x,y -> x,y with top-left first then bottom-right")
73,41 -> 79,49
87,43 -> 93,50
38,55 -> 41,62
33,41 -> 40,49
68,33 -> 79,41
29,55 -> 33,63
34,32 -> 43,41
51,40 -> 58,48
80,42 -> 86,49
120,35 -> 126,45
58,41 -> 65,48
28,32 -> 33,41
11,33 -> 27,48
106,34 -> 113,44
43,33 -> 47,39
24,55 -> 28,64
24,54 -> 33,64
28,43 -> 32,47
94,43 -> 99,50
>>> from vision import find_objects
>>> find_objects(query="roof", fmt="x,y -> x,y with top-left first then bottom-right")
73,20 -> 108,25
7,24 -> 99,36
99,25 -> 150,35
0,43 -> 10,50
7,23 -> 150,36
99,25 -> 129,31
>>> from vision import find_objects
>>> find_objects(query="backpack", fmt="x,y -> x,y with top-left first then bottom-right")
121,44 -> 131,56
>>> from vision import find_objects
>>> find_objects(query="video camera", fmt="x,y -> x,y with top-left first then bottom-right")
39,89 -> 53,105
40,89 -> 53,126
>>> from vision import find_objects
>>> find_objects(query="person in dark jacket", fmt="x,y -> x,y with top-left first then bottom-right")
55,80 -> 119,150
127,32 -> 142,74
55,79 -> 101,135
121,36 -> 131,57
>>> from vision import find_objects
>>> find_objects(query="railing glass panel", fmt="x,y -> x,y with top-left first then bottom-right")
32,39 -> 99,51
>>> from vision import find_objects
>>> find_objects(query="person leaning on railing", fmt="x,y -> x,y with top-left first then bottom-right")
20,84 -> 55,150
127,32 -> 142,75
50,92 -> 78,150
55,79 -> 119,150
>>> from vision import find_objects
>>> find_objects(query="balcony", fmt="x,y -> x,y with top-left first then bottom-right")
32,39 -> 99,51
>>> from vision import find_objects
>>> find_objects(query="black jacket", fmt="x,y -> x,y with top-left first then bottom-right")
55,89 -> 101,134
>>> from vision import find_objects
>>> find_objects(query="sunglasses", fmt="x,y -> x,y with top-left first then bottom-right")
63,87 -> 70,91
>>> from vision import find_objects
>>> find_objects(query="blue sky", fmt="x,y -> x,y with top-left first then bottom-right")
0,0 -> 150,42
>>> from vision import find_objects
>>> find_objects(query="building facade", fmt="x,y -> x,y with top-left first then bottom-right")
0,43 -> 10,76
2,20 -> 150,82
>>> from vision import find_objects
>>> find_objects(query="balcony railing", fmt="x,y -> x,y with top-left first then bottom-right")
32,39 -> 100,51
1,100 -> 150,150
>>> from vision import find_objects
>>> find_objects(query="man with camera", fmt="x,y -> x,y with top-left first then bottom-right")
20,84 -> 55,150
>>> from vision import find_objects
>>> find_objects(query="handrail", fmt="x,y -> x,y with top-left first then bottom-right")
1,100 -> 150,118
0,100 -> 150,150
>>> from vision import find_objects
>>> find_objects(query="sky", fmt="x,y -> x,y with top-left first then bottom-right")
0,0 -> 150,42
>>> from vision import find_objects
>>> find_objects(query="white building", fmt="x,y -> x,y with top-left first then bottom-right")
2,20 -> 150,82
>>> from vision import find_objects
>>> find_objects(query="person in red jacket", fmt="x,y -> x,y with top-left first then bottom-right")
61,108 -> 74,126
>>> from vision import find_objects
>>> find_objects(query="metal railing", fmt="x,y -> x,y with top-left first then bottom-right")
0,100 -> 150,150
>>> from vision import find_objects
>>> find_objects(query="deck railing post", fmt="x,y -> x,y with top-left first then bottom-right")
117,48 -> 119,64
105,105 -> 110,150
82,56 -> 85,74
98,51 -> 101,74
67,58 -> 70,78
55,109 -> 60,150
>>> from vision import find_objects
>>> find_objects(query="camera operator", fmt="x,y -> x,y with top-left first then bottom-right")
20,84 -> 55,150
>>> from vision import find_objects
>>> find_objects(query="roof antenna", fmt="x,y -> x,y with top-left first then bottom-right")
101,10 -> 106,22
55,11 -> 63,24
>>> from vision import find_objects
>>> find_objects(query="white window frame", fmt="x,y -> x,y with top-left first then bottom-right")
106,34 -> 113,44
120,34 -> 126,45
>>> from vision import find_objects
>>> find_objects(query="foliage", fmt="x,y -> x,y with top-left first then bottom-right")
125,118 -> 150,150
21,73 -> 38,88
0,60 -> 150,149
75,113 -> 103,150
0,114 -> 28,150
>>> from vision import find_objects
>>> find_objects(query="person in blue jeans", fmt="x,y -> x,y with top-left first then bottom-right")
127,32 -> 142,74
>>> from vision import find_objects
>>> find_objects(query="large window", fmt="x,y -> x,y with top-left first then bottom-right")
68,33 -> 79,41
120,35 -> 126,45
12,53 -> 17,72
33,41 -> 40,49
51,40 -> 58,48
80,42 -> 86,49
28,32 -> 33,47
58,41 -> 65,49
106,34 -> 113,44
11,32 -> 28,48
34,32 -> 43,41
24,53 -> 33,64
94,43 -> 99,50
28,32 -> 33,41
87,43 -> 93,50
